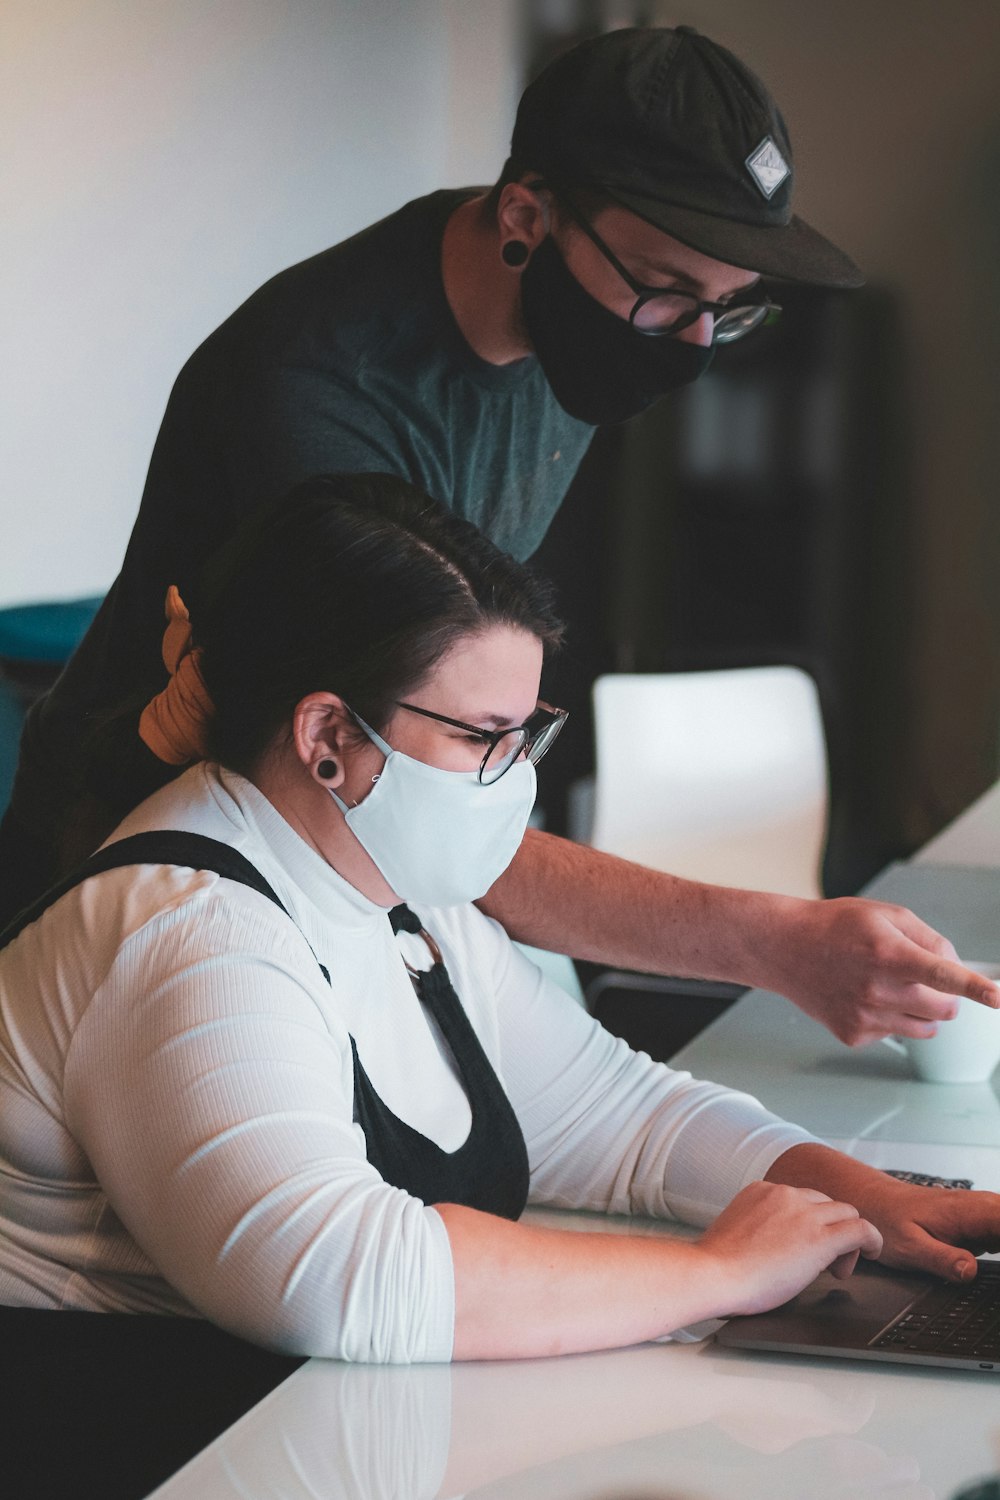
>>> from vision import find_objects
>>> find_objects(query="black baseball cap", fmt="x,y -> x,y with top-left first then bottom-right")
510,25 -> 863,288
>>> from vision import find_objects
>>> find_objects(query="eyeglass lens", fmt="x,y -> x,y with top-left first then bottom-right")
480,712 -> 566,784
481,728 -> 530,784
710,303 -> 773,344
632,292 -> 773,342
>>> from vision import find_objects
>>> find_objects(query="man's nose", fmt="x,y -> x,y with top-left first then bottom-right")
674,311 -> 714,347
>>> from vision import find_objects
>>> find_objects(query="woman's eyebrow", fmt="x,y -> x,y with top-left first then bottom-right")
467,712 -> 520,730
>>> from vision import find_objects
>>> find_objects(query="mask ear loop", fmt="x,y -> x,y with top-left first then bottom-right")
328,705 -> 389,811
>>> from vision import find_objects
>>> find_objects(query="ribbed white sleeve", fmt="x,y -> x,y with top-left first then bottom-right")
63,889 -> 455,1363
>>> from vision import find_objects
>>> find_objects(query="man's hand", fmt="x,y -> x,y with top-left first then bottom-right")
752,895 -> 1000,1047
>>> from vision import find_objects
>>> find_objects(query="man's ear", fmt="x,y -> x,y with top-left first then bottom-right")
496,179 -> 552,253
292,692 -> 353,789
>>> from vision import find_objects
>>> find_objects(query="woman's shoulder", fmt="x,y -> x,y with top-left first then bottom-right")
106,762 -> 240,843
5,765 -> 320,993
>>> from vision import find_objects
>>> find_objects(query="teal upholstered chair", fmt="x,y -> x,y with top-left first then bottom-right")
0,597 -> 103,814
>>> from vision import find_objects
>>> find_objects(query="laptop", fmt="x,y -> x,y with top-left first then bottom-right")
715,860 -> 1000,1373
716,1256 -> 1000,1372
712,1160 -> 1000,1372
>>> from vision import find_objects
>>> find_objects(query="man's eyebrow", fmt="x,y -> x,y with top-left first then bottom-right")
632,261 -> 763,298
631,261 -> 701,290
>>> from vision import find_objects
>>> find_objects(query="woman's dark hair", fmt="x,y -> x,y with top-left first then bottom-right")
193,473 -> 563,774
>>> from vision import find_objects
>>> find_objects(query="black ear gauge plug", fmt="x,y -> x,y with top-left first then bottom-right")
501,240 -> 529,268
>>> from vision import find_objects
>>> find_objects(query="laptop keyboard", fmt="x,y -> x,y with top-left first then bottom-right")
873,1262 -> 1000,1359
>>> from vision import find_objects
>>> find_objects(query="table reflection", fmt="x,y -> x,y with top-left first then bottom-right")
155,1337 -> 969,1500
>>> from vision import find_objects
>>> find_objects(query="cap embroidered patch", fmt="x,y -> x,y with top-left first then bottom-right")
746,136 -> 790,199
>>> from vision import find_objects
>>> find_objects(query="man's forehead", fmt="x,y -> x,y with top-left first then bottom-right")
591,200 -> 762,292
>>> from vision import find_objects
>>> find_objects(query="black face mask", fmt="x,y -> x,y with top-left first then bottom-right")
519,237 -> 715,426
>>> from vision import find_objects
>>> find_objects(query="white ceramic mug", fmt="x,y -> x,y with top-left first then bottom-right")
882,961 -> 1000,1083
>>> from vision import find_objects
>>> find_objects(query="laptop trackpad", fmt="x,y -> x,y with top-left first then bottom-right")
717,1262 -> 935,1351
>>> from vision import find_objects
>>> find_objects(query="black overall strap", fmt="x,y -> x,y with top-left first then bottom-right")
0,831 -> 293,954
357,900 -> 531,1221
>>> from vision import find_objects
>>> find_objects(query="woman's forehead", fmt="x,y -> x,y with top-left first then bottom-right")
416,627 -> 543,715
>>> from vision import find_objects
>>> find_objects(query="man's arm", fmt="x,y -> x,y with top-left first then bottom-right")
478,828 -> 1000,1046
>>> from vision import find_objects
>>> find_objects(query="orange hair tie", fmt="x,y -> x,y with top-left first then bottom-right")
138,585 -> 215,766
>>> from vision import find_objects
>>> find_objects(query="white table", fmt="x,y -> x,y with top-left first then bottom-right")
150,793 -> 1000,1500
915,780 -> 1000,867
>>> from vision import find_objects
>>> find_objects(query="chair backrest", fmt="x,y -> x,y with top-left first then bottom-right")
590,666 -> 829,899
0,595 -> 103,817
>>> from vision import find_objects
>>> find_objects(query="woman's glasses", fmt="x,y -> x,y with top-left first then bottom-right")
395,700 -> 568,784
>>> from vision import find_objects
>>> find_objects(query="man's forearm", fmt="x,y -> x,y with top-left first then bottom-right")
479,828 -> 999,1044
477,826 -> 790,985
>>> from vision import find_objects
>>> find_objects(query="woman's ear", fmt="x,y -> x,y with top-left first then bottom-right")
292,693 -> 352,789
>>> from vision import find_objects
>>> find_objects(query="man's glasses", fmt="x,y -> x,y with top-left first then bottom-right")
395,700 -> 568,785
546,184 -> 781,343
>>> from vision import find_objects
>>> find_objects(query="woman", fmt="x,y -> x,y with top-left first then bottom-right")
1,473 -> 997,1368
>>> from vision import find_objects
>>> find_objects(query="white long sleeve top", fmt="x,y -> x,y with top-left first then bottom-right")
0,765 -> 816,1361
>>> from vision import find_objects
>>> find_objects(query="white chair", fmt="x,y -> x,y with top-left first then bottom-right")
589,665 -> 829,900
582,666 -> 830,1058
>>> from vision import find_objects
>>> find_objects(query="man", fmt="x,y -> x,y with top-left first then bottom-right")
1,25 -> 994,1040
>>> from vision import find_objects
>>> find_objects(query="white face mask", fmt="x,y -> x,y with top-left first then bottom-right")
328,717 -> 537,907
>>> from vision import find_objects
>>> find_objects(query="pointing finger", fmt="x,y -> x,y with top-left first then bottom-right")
903,953 -> 1000,1009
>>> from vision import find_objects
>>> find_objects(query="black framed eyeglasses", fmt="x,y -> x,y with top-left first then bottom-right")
395,700 -> 568,785
544,183 -> 781,343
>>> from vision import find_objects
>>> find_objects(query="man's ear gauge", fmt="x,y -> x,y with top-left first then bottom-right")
501,240 -> 530,268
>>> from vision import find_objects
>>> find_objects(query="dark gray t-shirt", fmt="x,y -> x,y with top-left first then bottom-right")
13,190 -> 593,847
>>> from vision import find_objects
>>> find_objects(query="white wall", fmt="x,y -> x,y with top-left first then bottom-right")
0,0 -> 519,605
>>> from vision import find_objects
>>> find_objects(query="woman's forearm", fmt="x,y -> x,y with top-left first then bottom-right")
764,1142 -> 888,1200
437,1175 -> 884,1361
436,1203 -> 724,1361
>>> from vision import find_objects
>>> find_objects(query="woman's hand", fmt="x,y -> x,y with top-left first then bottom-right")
767,1143 -> 1000,1282
846,1179 -> 1000,1282
695,1180 -> 883,1317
